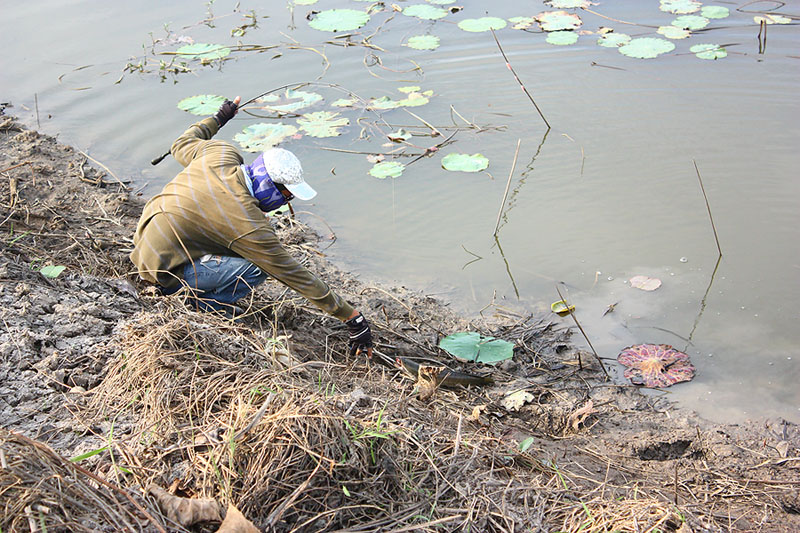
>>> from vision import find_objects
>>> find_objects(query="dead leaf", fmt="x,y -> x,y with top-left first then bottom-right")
629,275 -> 662,291
217,504 -> 260,533
417,365 -> 443,402
567,400 -> 597,432
469,404 -> 487,422
148,484 -> 221,527
501,390 -> 534,412
366,153 -> 384,164
776,440 -> 790,458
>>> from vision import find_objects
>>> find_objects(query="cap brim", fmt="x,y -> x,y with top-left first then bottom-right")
285,180 -> 317,201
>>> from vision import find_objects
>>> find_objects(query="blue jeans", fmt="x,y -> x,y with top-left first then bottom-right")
165,255 -> 268,313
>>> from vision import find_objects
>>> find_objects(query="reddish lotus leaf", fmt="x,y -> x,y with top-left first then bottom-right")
629,275 -> 662,291
617,344 -> 695,388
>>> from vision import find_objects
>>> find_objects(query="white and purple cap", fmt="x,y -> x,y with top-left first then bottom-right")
257,148 -> 316,201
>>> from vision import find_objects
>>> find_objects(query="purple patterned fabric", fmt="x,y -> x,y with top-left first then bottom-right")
244,152 -> 289,213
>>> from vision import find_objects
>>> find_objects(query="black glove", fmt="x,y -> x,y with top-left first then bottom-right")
213,99 -> 238,128
346,312 -> 373,356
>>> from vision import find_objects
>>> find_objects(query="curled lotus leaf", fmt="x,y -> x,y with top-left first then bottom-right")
691,43 -> 727,60
597,32 -> 631,47
754,14 -> 791,24
406,35 -> 441,50
403,4 -> 448,20
617,344 -> 695,388
619,37 -> 675,59
659,0 -> 700,14
701,6 -> 729,19
297,111 -> 349,138
509,17 -> 537,30
457,17 -> 507,32
629,275 -> 662,291
175,43 -> 231,60
309,9 -> 370,32
234,123 -> 298,152
545,0 -> 591,8
657,25 -> 691,39
256,89 -> 323,114
546,30 -> 579,45
671,15 -> 710,30
536,10 -> 583,31
369,161 -> 405,179
441,153 -> 489,173
177,94 -> 226,116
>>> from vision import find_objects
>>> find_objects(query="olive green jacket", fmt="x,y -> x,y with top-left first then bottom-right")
130,117 -> 354,321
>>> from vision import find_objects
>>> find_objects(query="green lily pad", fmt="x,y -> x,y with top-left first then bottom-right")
256,89 -> 323,114
597,32 -> 631,47
369,161 -> 405,179
659,0 -> 700,14
619,37 -> 675,59
546,0 -> 590,7
546,30 -> 579,45
441,153 -> 489,173
403,4 -> 448,20
234,123 -> 298,152
671,15 -> 710,30
426,0 -> 456,4
509,16 -> 537,30
332,98 -> 357,107
398,86 -> 421,94
40,265 -> 66,278
309,9 -> 370,32
657,25 -> 691,39
406,35 -> 441,50
177,94 -> 226,116
369,89 -> 433,110
175,43 -> 231,60
294,0 -> 318,4
439,332 -> 514,365
701,6 -> 729,19
754,14 -> 791,24
691,43 -> 727,60
458,17 -> 507,32
536,10 -> 582,31
297,111 -> 349,138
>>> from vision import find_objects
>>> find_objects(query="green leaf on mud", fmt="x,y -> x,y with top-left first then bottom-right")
508,17 -> 537,30
403,4 -> 448,20
406,35 -> 441,50
657,25 -> 691,39
297,111 -> 349,137
690,43 -> 727,60
175,43 -> 231,60
441,153 -> 489,173
659,0 -> 701,14
369,161 -> 405,179
257,89 -> 323,114
546,30 -> 579,45
309,9 -> 370,32
458,17 -> 507,32
70,446 -> 108,462
519,436 -> 535,452
671,15 -> 710,30
619,37 -> 675,59
536,10 -> 582,31
40,265 -> 66,278
177,94 -> 226,115
234,123 -> 298,152
545,0 -> 590,8
753,14 -> 791,24
597,32 -> 631,47
439,332 -> 514,365
701,6 -> 730,19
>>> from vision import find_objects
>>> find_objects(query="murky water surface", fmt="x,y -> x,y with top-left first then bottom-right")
3,1 -> 798,423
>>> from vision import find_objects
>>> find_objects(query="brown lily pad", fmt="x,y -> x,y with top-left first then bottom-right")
617,344 -> 695,388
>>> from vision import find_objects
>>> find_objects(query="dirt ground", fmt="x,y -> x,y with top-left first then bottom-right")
1,105 -> 799,532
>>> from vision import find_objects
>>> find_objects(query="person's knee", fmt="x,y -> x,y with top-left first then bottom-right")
241,263 -> 268,287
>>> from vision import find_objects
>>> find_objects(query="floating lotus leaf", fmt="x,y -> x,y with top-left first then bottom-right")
297,111 -> 349,138
458,17 -> 507,32
369,161 -> 405,179
407,35 -> 441,50
536,10 -> 583,31
441,153 -> 489,173
691,43 -> 727,60
309,9 -> 370,32
439,332 -> 514,365
619,37 -> 675,59
509,16 -> 537,30
546,0 -> 591,8
551,300 -> 575,316
546,30 -> 579,45
617,344 -> 695,388
234,123 -> 298,152
659,0 -> 700,14
671,15 -> 710,30
426,0 -> 456,4
754,14 -> 791,24
256,89 -> 323,114
701,6 -> 729,19
657,25 -> 691,39
629,275 -> 662,291
403,4 -> 448,20
387,129 -> 412,142
369,89 -> 433,110
597,32 -> 631,47
294,0 -> 318,4
175,43 -> 231,60
177,94 -> 226,116
398,86 -> 420,94
332,97 -> 357,107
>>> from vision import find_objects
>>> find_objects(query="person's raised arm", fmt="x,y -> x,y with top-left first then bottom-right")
170,96 -> 241,167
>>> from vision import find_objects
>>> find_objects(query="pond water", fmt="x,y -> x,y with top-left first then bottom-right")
3,0 -> 798,423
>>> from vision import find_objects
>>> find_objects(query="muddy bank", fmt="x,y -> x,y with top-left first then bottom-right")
1,106 -> 798,532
